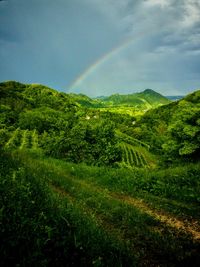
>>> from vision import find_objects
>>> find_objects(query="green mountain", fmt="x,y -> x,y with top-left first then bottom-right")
61,88 -> 171,109
1,81 -> 171,110
95,88 -> 171,108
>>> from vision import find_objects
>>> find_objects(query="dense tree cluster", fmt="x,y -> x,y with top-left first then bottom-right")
134,90 -> 200,161
0,81 -> 121,166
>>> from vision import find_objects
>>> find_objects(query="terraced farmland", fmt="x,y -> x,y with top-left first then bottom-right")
4,128 -> 156,169
4,128 -> 21,149
120,142 -> 154,168
4,128 -> 39,150
116,130 -> 150,150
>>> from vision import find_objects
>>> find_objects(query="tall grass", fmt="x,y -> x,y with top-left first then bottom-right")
0,150 -> 136,266
10,151 -> 200,266
30,153 -> 200,220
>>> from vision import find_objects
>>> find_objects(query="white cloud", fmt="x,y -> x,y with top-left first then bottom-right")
143,0 -> 172,9
180,0 -> 200,28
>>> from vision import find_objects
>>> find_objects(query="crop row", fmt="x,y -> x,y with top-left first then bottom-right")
5,128 -> 39,150
121,143 -> 149,168
116,130 -> 150,150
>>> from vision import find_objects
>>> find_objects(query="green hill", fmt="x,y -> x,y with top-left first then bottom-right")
0,81 -> 122,166
0,81 -> 78,111
69,93 -> 104,108
95,88 -> 171,108
133,89 -> 200,161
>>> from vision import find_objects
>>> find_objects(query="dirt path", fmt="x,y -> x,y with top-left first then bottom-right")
51,184 -> 128,242
51,176 -> 200,241
37,155 -> 200,241
112,193 -> 200,240
51,182 -> 200,266
51,183 -> 162,266
70,178 -> 200,240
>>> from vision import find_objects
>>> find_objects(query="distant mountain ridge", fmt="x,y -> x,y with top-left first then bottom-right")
166,95 -> 184,101
0,81 -> 170,110
93,88 -> 171,108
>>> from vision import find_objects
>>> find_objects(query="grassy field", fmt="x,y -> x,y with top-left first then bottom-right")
1,149 -> 199,266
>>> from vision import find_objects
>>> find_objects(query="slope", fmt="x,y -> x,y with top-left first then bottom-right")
5,150 -> 199,267
133,89 -> 200,160
95,88 -> 171,108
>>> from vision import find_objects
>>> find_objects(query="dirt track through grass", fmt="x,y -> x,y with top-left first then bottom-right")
112,193 -> 200,240
15,152 -> 200,266
51,183 -> 163,267
68,176 -> 200,240
51,180 -> 200,266
51,171 -> 200,241
27,153 -> 199,242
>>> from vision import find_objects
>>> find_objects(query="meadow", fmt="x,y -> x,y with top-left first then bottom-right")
1,148 -> 199,266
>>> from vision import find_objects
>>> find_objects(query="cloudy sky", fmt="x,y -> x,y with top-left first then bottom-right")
0,0 -> 200,96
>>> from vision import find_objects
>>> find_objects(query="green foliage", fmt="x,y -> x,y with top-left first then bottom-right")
0,151 -> 135,266
97,88 -> 170,108
133,102 -> 176,153
1,81 -> 123,166
62,157 -> 200,205
116,130 -> 150,149
18,107 -> 72,133
0,128 -> 10,148
119,142 -> 150,168
32,129 -> 39,150
162,96 -> 200,160
133,90 -> 200,162
0,151 -> 51,265
69,93 -> 103,108
10,151 -> 200,266
41,120 -> 121,166
1,80 -> 200,165
4,128 -> 21,149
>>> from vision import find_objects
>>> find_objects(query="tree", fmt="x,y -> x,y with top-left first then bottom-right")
162,100 -> 200,160
18,107 -> 71,133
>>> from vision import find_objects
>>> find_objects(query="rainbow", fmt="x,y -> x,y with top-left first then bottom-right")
68,29 -> 156,91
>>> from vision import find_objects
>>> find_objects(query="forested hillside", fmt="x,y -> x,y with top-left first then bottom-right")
133,89 -> 200,162
99,88 -> 170,107
1,81 -> 200,266
0,81 -> 122,165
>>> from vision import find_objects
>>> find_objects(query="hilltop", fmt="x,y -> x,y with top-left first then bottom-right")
94,88 -> 171,108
